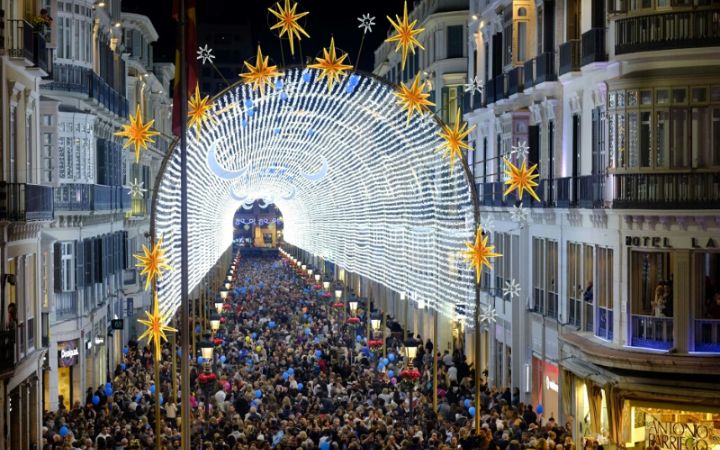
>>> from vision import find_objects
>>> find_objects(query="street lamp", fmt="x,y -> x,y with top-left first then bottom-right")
335,288 -> 342,299
209,313 -> 221,332
199,338 -> 214,362
403,337 -> 420,363
301,264 -> 307,271
349,297 -> 359,316
224,281 -> 231,290
314,273 -> 321,283
323,280 -> 330,290
219,288 -> 228,300
403,337 -> 421,426
371,313 -> 381,332
214,299 -> 223,315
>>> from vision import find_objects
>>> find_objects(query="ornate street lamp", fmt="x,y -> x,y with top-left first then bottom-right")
314,273 -> 321,283
334,288 -> 343,300
209,313 -> 221,332
349,297 -> 359,316
224,281 -> 231,290
199,338 -> 214,362
219,288 -> 228,299
214,299 -> 224,315
323,280 -> 330,290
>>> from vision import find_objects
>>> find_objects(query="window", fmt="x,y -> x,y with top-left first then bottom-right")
42,133 -> 53,183
26,113 -> 33,183
517,22 -> 527,62
533,238 -> 558,318
629,251 -> 673,349
447,26 -> 464,59
61,242 -> 75,292
9,104 -> 17,183
609,86 -> 720,170
694,252 -> 720,352
441,86 -> 462,125
596,247 -> 613,340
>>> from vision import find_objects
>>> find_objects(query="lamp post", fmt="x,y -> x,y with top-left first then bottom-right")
214,299 -> 223,315
403,337 -> 420,426
209,314 -> 221,333
219,288 -> 228,300
198,338 -> 215,417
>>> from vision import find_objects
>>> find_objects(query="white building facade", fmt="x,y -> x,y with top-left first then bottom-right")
466,0 -> 720,444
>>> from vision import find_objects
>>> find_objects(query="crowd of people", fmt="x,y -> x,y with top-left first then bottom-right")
42,254 -> 577,449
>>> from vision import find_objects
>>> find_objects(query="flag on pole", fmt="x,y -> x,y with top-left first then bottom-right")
172,0 -> 197,136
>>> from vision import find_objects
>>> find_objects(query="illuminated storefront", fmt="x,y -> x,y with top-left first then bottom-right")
532,357 -> 559,420
627,405 -> 720,450
56,340 -> 80,410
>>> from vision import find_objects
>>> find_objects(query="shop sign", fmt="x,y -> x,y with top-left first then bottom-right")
58,340 -> 79,367
625,236 -> 717,249
545,376 -> 559,392
646,418 -> 716,450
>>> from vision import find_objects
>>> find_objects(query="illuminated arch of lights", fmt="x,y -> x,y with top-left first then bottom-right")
153,68 -> 476,323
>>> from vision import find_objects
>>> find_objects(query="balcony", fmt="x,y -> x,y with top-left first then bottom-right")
462,90 -> 483,114
507,66 -> 523,96
485,78 -> 496,105
530,179 -> 549,208
631,314 -> 673,350
523,59 -> 535,88
54,184 -> 127,212
535,52 -> 557,84
559,40 -> 581,75
494,73 -> 507,102
0,329 -> 15,377
44,64 -> 128,118
695,319 -> 720,353
0,183 -> 54,221
581,28 -> 608,66
577,174 -> 605,208
612,172 -> 720,209
2,19 -> 49,73
554,177 -> 574,207
615,10 -> 720,56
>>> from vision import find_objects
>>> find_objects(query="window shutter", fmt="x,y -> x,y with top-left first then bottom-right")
75,240 -> 85,288
122,231 -> 129,270
95,238 -> 103,283
84,240 -> 93,286
54,242 -> 62,292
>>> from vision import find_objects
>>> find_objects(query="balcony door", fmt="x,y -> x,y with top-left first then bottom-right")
572,115 -> 580,204
567,0 -> 581,41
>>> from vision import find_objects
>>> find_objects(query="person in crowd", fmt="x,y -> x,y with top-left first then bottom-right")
42,255 -> 572,449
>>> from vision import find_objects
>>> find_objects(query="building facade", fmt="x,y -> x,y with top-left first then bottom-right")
465,0 -> 720,445
374,0 -> 470,126
1,1 -> 171,448
1,0 -> 54,448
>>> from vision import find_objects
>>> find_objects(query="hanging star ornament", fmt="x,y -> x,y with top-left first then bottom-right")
438,109 -> 475,171
480,215 -> 495,233
196,44 -> 215,65
240,46 -> 282,96
188,82 -> 216,137
386,0 -> 425,70
509,204 -> 529,224
503,279 -> 521,299
503,158 -> 540,201
138,292 -> 177,361
134,239 -> 173,291
510,140 -> 530,159
114,104 -> 160,163
268,0 -> 310,56
395,73 -> 434,126
463,227 -> 501,284
479,305 -> 497,324
464,75 -> 484,95
358,13 -> 376,34
128,178 -> 146,200
307,37 -> 353,91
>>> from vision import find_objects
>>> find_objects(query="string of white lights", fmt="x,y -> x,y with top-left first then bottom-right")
154,68 -> 477,325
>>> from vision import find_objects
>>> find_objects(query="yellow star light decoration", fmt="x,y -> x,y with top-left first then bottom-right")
114,104 -> 160,163
268,0 -> 310,56
395,73 -> 435,126
138,292 -> 177,361
438,108 -> 475,171
386,0 -> 425,70
503,158 -> 541,201
463,227 -> 501,284
307,37 -> 353,91
240,45 -> 282,96
188,82 -> 215,138
134,239 -> 172,291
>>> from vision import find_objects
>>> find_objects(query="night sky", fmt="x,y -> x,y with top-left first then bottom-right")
121,0 -> 409,73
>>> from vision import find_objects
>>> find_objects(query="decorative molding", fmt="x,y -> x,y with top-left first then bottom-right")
592,85 -> 607,108
568,92 -> 582,116
529,104 -> 542,125
543,99 -> 557,121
